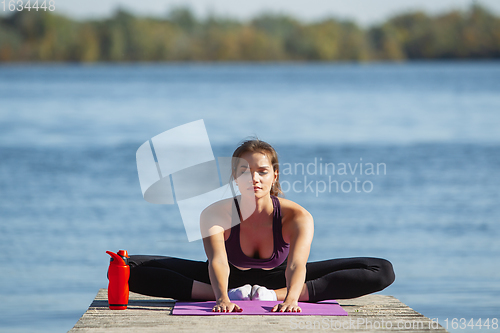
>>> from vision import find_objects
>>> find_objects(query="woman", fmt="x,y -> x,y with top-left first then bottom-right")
128,139 -> 395,313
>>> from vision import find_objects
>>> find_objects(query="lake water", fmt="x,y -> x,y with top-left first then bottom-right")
0,62 -> 499,332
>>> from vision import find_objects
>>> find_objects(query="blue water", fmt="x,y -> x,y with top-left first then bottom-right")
0,62 -> 499,332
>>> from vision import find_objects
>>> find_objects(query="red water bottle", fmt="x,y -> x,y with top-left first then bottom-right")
106,250 -> 130,310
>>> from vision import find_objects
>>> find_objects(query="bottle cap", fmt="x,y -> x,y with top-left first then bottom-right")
117,250 -> 129,258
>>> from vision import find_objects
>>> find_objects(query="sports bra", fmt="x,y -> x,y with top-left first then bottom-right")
225,195 -> 289,269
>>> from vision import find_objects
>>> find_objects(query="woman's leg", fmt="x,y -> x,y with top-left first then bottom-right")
250,257 -> 394,302
128,256 -> 394,302
274,284 -> 309,302
128,255 -> 213,301
302,257 -> 395,302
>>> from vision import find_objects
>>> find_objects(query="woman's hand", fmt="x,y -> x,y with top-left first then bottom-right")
272,300 -> 302,313
212,298 -> 243,313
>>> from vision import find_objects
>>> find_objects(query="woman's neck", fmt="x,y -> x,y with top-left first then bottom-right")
254,195 -> 273,214
240,195 -> 273,226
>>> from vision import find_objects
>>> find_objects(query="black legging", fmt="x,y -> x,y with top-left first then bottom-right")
128,255 -> 395,302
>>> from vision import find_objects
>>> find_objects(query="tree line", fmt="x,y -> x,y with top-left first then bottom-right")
0,4 -> 499,62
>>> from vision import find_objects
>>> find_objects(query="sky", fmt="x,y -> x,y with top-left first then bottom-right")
51,0 -> 500,25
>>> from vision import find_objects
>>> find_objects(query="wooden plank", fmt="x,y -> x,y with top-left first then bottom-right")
70,289 -> 447,332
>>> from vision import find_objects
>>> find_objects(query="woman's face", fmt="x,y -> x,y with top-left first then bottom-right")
235,151 -> 277,199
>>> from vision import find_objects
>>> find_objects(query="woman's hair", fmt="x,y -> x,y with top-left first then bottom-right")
231,139 -> 283,197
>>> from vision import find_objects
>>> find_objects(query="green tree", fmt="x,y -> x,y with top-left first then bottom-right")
368,23 -> 405,60
1,4 -> 500,62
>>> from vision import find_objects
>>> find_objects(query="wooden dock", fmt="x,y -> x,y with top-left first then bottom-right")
70,289 -> 447,332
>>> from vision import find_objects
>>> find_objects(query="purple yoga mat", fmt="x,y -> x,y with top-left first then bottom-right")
172,300 -> 348,316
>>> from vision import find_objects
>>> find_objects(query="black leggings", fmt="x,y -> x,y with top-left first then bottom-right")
128,256 -> 395,302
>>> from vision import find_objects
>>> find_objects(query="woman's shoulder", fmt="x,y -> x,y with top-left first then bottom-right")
201,197 -> 233,216
276,197 -> 313,244
276,197 -> 313,221
200,197 -> 234,234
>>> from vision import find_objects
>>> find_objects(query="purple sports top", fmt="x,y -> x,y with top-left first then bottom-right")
225,195 -> 290,269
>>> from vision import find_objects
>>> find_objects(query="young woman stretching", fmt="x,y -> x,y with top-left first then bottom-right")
128,139 -> 395,312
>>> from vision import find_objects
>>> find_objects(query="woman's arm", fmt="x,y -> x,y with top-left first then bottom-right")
274,203 -> 314,312
201,207 -> 242,313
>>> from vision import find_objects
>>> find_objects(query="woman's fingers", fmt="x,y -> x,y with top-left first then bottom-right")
212,304 -> 226,312
226,303 -> 243,312
287,305 -> 302,312
212,302 -> 243,313
272,303 -> 303,312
